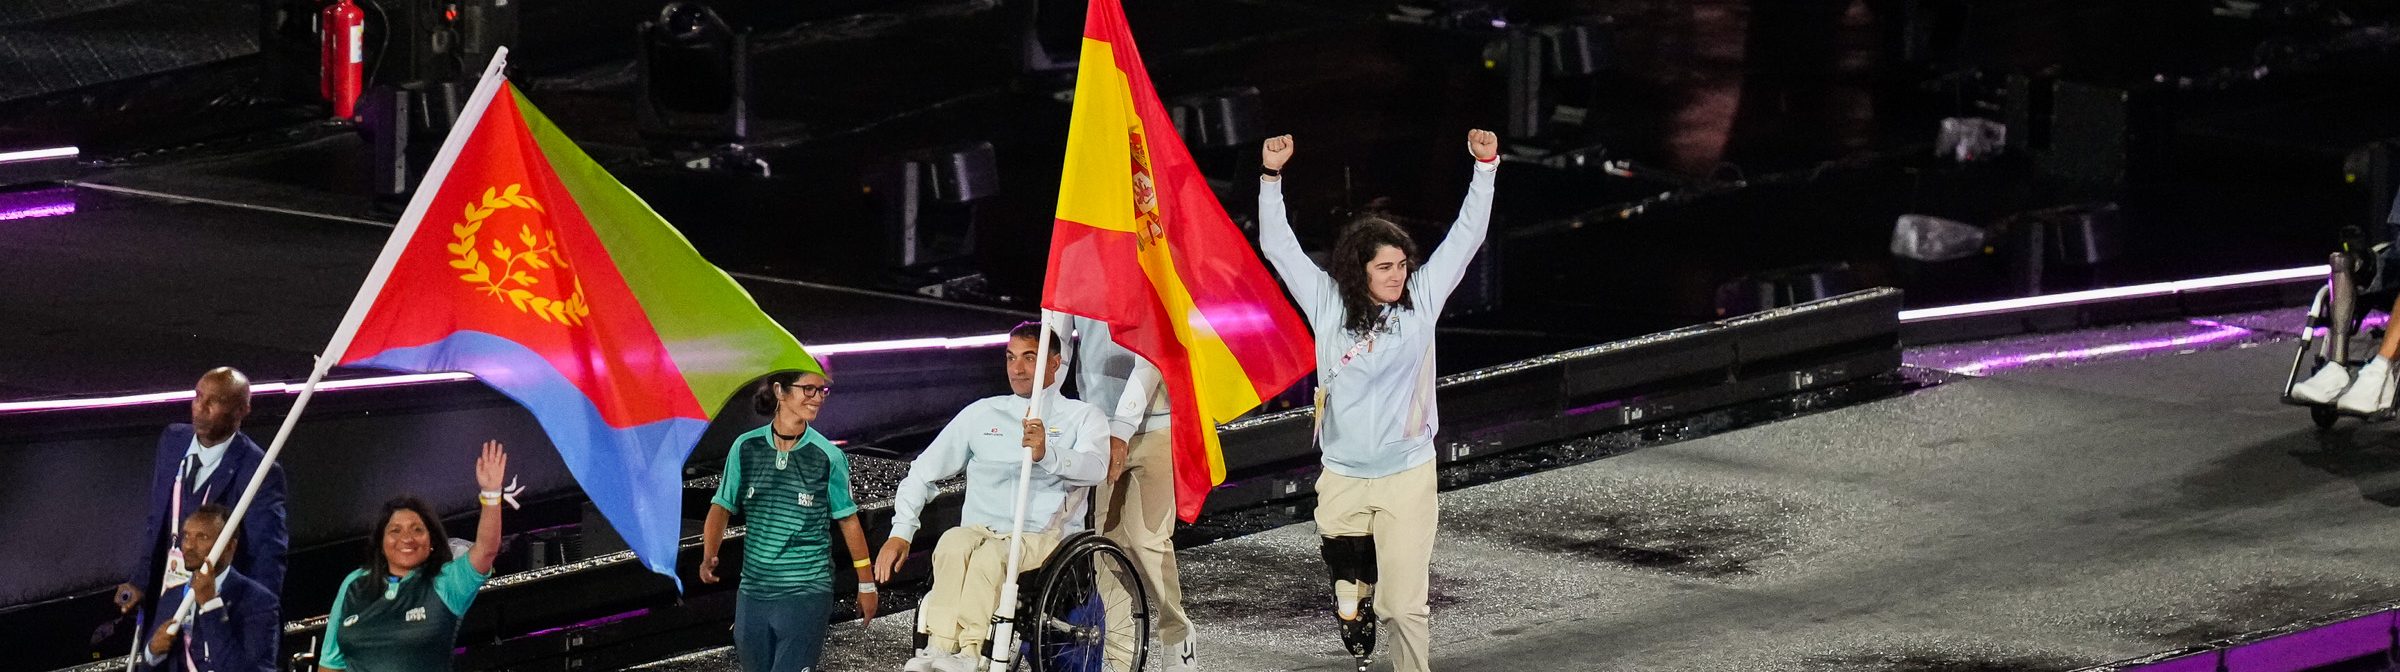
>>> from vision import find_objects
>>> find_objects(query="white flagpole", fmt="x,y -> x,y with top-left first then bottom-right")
145,50 -> 519,652
987,309 -> 1057,667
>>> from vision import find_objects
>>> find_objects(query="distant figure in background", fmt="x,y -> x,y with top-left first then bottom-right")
699,367 -> 878,672
1071,316 -> 1202,672
1257,129 -> 1499,672
136,503 -> 277,672
117,368 -> 288,640
316,441 -> 510,672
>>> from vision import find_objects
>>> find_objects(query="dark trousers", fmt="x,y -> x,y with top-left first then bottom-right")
735,591 -> 836,672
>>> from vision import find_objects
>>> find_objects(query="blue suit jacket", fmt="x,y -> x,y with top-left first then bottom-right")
128,424 -> 288,609
135,569 -> 279,672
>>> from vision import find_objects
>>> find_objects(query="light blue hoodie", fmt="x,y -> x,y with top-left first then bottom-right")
1258,161 -> 1497,478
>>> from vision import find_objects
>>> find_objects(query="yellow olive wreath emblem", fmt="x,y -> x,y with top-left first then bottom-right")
446,184 -> 591,326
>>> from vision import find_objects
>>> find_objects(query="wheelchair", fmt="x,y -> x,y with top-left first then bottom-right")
2283,240 -> 2400,428
910,526 -> 1153,672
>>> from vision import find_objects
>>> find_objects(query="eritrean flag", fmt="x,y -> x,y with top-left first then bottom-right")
321,53 -> 817,586
1045,0 -> 1315,521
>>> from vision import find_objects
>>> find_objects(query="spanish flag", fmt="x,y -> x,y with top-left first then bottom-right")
1044,0 -> 1315,521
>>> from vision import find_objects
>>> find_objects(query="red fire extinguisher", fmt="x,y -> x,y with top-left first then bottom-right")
320,0 -> 365,120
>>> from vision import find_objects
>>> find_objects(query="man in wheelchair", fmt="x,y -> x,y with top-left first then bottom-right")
2291,231 -> 2400,415
876,321 -> 1111,672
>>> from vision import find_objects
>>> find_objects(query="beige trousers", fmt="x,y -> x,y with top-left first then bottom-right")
1314,461 -> 1438,672
1097,428 -> 1194,657
923,525 -> 1061,654
1099,427 -> 1190,643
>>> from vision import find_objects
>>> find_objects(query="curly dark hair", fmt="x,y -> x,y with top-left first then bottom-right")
354,496 -> 452,596
1330,216 -> 1419,336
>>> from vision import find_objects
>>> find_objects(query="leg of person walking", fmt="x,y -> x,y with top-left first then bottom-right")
734,592 -> 776,672
777,592 -> 836,672
1368,463 -> 1439,672
1315,468 -> 1382,669
1101,428 -> 1194,667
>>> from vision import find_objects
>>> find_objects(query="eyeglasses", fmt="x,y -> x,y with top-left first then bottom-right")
789,384 -> 833,398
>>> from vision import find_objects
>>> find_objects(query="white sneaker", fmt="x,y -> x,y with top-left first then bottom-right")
2339,357 -> 2398,414
927,651 -> 981,672
2291,361 -> 2355,403
902,650 -> 944,672
1164,635 -> 1200,672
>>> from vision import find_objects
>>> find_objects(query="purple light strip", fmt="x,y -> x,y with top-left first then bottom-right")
515,608 -> 652,639
2112,609 -> 2400,672
1945,322 -> 2257,376
2299,313 -> 2391,339
1563,399 -> 1626,417
0,332 -> 1018,414
0,186 -> 76,221
0,202 -> 72,221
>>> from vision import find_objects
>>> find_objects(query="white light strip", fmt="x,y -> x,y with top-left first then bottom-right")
0,146 -> 77,164
807,332 -> 1013,355
1898,265 -> 2327,323
0,332 -> 1015,414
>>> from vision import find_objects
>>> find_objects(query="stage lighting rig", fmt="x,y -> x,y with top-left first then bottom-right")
635,1 -> 766,175
867,141 -> 1000,278
1482,17 -> 1615,170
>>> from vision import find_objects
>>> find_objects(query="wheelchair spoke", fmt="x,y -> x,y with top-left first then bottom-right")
1023,540 -> 1151,672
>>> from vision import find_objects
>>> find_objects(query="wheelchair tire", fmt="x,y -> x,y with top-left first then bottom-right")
1017,534 -> 1151,672
2314,405 -> 2340,430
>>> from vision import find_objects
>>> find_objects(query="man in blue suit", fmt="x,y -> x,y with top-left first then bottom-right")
115,367 -> 288,628
138,504 -> 278,672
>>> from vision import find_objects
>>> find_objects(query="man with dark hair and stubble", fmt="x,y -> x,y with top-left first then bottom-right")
136,503 -> 277,672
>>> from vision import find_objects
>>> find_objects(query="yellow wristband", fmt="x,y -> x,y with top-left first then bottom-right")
852,558 -> 872,569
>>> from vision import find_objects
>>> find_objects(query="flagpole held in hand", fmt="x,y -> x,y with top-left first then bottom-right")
119,48 -> 518,672
987,309 -> 1057,669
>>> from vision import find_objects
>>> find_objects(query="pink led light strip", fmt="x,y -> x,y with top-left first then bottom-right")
0,333 -> 1015,413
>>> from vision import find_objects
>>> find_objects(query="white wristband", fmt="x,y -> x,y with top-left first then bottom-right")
483,476 -> 525,509
856,582 -> 878,594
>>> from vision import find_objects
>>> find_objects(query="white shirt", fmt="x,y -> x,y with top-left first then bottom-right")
887,389 -> 1111,543
1071,317 -> 1171,441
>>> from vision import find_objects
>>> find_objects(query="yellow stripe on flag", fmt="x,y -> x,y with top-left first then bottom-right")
1135,224 -> 1261,486
1055,38 -> 1140,233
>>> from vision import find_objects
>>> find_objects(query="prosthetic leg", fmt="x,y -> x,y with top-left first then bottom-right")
1322,535 -> 1379,672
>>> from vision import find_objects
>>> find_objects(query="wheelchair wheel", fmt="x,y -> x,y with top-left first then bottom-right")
1017,534 -> 1151,672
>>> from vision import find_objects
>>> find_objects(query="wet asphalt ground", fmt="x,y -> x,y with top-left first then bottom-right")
638,339 -> 2400,671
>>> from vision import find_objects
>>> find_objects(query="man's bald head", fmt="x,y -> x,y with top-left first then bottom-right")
192,367 -> 251,446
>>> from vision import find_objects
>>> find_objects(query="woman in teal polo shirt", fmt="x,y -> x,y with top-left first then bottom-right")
700,369 -> 879,672
317,441 -> 509,672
